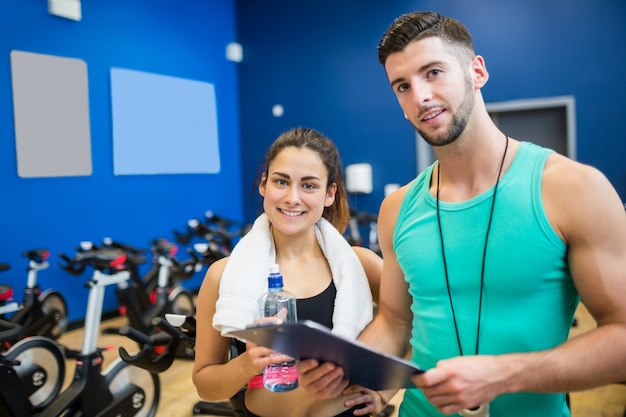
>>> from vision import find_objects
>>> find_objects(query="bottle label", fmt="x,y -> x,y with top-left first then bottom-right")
263,360 -> 299,392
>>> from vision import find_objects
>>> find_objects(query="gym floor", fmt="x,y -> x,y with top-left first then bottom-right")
57,303 -> 626,417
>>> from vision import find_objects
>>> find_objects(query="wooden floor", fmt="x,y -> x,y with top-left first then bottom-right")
57,303 -> 626,416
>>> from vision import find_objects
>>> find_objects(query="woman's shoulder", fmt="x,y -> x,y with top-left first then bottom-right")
351,245 -> 381,262
351,246 -> 383,277
351,245 -> 382,304
196,256 -> 231,306
203,256 -> 230,288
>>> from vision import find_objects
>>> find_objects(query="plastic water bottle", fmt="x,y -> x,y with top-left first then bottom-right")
259,263 -> 298,392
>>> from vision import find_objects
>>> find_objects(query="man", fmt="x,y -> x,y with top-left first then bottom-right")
297,11 -> 626,416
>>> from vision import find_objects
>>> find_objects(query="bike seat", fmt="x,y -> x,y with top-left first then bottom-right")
0,285 -> 14,302
23,249 -> 50,263
59,248 -> 128,275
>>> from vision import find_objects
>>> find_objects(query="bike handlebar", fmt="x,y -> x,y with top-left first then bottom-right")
151,316 -> 195,350
118,315 -> 195,373
118,325 -> 154,346
0,319 -> 23,344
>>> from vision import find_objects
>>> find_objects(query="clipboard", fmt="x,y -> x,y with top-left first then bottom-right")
227,320 -> 422,390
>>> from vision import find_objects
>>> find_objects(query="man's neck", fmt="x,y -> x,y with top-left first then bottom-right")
431,128 -> 512,202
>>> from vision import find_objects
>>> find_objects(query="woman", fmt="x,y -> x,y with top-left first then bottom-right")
192,127 -> 387,417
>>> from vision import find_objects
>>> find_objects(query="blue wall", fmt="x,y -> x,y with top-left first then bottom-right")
2,1 -> 625,323
1,1 -> 242,322
236,0 -> 626,223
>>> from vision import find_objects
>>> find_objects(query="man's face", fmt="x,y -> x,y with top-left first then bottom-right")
384,37 -> 477,147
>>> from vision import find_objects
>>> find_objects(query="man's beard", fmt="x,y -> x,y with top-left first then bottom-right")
414,79 -> 474,147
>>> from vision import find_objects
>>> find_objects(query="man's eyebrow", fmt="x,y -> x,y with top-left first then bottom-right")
389,60 -> 448,88
420,60 -> 446,71
390,76 -> 407,89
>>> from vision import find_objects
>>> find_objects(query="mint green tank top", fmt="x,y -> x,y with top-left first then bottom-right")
393,142 -> 578,416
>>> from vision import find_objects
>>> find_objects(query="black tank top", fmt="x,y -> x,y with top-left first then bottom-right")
296,280 -> 336,328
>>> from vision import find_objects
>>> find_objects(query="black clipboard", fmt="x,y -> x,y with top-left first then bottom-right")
227,320 -> 422,390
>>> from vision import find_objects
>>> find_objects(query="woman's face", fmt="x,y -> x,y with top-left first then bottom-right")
260,146 -> 336,236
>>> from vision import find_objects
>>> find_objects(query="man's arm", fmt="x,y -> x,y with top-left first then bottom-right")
358,185 -> 413,356
511,154 -> 626,390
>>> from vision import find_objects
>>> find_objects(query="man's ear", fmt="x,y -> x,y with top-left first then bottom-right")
472,55 -> 489,89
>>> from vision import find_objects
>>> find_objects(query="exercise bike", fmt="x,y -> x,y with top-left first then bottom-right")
0,318 -> 66,415
0,263 -> 17,316
173,210 -> 250,263
102,238 -> 197,358
5,247 -> 161,417
0,248 -> 68,348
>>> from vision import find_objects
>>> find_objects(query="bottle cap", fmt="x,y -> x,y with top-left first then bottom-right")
267,264 -> 283,289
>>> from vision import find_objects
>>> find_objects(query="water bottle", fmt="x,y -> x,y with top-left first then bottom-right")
259,263 -> 298,392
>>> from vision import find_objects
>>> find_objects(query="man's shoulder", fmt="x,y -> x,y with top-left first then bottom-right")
381,181 -> 413,213
543,152 -> 603,187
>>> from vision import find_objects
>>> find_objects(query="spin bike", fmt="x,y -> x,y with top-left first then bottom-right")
0,249 -> 68,347
119,238 -> 196,322
174,210 -> 250,267
5,247 -> 161,417
0,318 -> 66,415
102,238 -> 197,358
0,263 -> 16,315
174,210 -> 248,253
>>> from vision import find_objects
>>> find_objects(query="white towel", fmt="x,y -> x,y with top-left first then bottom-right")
213,213 -> 373,339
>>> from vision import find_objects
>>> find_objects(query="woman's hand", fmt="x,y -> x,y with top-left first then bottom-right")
244,340 -> 294,374
341,385 -> 387,416
244,315 -> 296,373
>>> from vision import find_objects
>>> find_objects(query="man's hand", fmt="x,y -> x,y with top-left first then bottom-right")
342,385 -> 388,416
412,355 -> 506,415
296,359 -> 350,399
